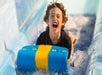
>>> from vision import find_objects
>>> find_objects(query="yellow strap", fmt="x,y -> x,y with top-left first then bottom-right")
35,45 -> 52,70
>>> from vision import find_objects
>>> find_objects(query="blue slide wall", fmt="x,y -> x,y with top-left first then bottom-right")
86,0 -> 102,75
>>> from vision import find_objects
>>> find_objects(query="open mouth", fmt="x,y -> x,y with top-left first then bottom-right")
52,22 -> 58,28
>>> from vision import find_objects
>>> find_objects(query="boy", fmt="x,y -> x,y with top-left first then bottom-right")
36,2 -> 76,66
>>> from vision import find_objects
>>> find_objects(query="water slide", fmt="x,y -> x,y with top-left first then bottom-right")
0,0 -> 102,75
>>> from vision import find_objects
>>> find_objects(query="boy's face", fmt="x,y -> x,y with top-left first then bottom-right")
47,7 -> 64,33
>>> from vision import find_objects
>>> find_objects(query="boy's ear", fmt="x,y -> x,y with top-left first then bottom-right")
62,22 -> 65,26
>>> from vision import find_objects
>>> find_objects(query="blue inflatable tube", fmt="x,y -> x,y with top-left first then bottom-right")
16,45 -> 69,73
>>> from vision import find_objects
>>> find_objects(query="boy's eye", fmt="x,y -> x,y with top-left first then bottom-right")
50,15 -> 60,19
51,15 -> 54,18
50,14 -> 54,17
57,15 -> 60,18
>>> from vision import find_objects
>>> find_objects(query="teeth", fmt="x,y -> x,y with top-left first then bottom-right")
53,22 -> 57,25
52,22 -> 58,28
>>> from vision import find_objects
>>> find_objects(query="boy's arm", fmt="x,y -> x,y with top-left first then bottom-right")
67,32 -> 77,66
68,32 -> 77,44
68,32 -> 77,54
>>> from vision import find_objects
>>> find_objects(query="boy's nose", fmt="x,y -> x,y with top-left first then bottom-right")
53,16 -> 57,20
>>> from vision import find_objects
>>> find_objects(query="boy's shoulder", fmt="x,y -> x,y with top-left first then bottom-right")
39,30 -> 48,37
61,30 -> 71,40
61,30 -> 68,37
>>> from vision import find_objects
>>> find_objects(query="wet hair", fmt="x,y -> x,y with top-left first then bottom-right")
44,2 -> 68,30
